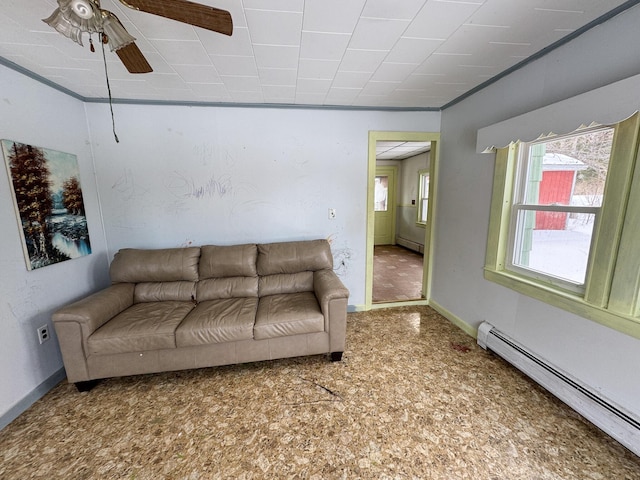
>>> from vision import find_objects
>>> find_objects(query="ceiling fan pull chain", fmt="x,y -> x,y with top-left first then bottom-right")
100,36 -> 120,143
89,35 -> 95,53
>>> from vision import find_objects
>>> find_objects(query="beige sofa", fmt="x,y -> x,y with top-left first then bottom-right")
52,239 -> 349,391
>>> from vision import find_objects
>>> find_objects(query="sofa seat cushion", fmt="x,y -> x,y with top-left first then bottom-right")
254,292 -> 324,340
175,298 -> 258,347
88,301 -> 195,355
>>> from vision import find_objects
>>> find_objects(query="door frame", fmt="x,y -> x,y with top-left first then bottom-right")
365,131 -> 441,310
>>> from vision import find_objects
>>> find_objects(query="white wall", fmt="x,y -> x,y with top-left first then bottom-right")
85,103 -> 440,307
434,5 -> 640,415
0,65 -> 109,426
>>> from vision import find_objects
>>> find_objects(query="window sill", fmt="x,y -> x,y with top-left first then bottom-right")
415,222 -> 426,228
484,267 -> 640,340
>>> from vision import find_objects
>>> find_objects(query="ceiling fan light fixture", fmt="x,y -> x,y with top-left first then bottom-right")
101,13 -> 136,51
42,8 -> 85,46
70,0 -> 95,19
45,0 -> 102,33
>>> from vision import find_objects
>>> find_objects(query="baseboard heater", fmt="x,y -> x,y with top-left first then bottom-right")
477,322 -> 640,457
395,237 -> 423,253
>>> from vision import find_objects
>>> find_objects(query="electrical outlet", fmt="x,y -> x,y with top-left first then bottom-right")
37,325 -> 50,345
328,208 -> 336,219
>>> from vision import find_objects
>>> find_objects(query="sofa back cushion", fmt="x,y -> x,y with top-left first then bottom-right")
197,244 -> 258,301
259,272 -> 314,297
134,281 -> 196,303
110,247 -> 201,283
257,240 -> 333,297
199,244 -> 257,278
256,239 -> 332,275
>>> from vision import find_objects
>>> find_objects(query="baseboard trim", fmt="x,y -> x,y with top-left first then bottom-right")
348,304 -> 366,312
0,368 -> 66,431
428,300 -> 479,339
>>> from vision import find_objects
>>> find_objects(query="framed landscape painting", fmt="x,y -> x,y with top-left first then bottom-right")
2,140 -> 92,270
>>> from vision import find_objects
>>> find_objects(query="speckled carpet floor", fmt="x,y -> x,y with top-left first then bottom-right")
1,306 -> 639,479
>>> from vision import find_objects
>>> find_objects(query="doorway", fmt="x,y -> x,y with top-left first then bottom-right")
365,131 -> 440,309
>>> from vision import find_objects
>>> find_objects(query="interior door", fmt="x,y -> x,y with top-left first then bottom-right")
374,166 -> 396,245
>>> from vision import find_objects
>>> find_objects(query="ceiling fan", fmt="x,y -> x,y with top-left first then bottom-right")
43,0 -> 233,74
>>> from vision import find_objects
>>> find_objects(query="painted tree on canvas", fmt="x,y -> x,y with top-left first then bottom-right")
62,176 -> 85,216
7,143 -> 54,262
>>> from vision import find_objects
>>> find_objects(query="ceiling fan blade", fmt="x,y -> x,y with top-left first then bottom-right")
116,43 -> 153,73
119,0 -> 233,36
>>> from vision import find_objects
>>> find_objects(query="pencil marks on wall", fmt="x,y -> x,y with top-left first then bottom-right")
111,168 -> 149,201
164,171 -> 233,201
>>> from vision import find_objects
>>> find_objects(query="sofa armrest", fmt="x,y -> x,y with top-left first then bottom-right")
314,270 -> 349,304
52,283 -> 134,383
314,270 -> 349,355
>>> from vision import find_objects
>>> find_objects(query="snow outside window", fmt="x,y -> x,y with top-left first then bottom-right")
506,128 -> 614,292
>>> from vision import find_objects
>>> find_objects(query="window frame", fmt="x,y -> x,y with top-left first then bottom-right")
504,128 -> 612,294
484,113 -> 640,340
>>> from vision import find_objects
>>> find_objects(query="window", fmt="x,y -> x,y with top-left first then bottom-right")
374,175 -> 389,211
506,127 -> 613,292
484,113 -> 640,339
417,169 -> 429,225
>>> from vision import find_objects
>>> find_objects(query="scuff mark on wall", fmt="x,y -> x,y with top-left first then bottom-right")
327,233 -> 353,277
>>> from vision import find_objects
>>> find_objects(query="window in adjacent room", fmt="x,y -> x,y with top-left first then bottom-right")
506,127 -> 614,292
374,175 -> 389,211
417,169 -> 429,225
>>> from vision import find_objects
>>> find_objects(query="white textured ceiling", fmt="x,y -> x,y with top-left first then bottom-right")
0,0 -> 631,108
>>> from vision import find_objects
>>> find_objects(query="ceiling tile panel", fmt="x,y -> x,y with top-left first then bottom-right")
252,45 -> 299,69
403,0 -> 485,39
188,82 -> 229,99
325,87 -> 362,105
296,77 -> 332,95
258,67 -> 297,86
349,17 -> 411,51
173,65 -> 221,83
222,75 -> 262,92
209,55 -> 258,76
303,0 -> 367,33
361,0 -> 428,20
361,81 -> 401,96
332,71 -> 372,89
230,91 -> 265,103
245,10 -> 303,46
300,32 -> 351,61
298,59 -> 340,79
338,49 -> 388,73
150,40 -> 212,66
199,28 -> 254,56
385,37 -> 443,64
242,0 -> 304,12
295,92 -> 328,104
262,84 -> 296,100
370,62 -> 419,83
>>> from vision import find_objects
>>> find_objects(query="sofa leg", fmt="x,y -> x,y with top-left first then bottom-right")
75,380 -> 99,392
330,351 -> 343,362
